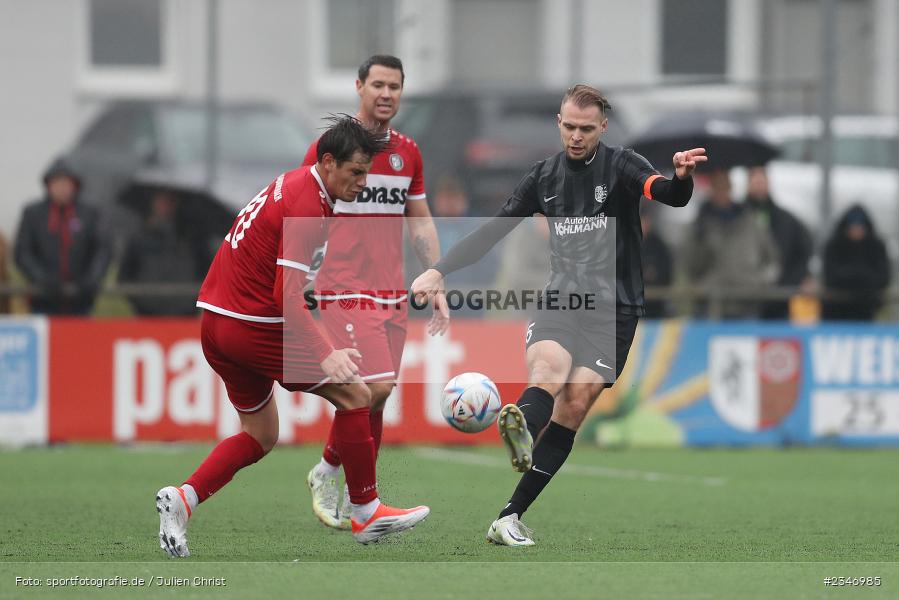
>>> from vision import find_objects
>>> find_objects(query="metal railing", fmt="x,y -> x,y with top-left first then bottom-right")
0,282 -> 896,321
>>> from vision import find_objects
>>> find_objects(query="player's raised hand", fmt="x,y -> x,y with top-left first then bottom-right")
427,291 -> 450,336
321,348 -> 362,383
673,147 -> 707,179
411,268 -> 445,305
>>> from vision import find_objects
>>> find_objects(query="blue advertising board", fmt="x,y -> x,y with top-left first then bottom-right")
585,321 -> 899,447
0,318 -> 47,445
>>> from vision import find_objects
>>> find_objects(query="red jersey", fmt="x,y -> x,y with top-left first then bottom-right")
302,129 -> 426,297
197,165 -> 334,360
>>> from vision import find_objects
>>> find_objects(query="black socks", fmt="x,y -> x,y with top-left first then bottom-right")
516,386 -> 555,441
498,420 -> 576,519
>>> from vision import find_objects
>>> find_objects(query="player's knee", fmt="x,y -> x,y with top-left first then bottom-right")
528,360 -> 566,392
244,423 -> 278,453
330,383 -> 371,410
368,382 -> 394,410
256,431 -> 279,454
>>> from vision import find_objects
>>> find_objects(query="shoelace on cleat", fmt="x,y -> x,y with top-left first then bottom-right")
511,519 -> 534,541
321,477 -> 339,506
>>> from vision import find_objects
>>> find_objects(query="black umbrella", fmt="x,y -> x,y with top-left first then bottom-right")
629,113 -> 778,171
118,167 -> 234,237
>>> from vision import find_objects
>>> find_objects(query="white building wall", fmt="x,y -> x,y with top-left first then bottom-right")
0,0 -> 82,240
872,0 -> 899,115
0,0 -> 897,243
580,0 -> 659,86
217,0 -> 311,111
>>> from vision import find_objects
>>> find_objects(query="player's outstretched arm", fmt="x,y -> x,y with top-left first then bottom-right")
674,147 -> 707,179
277,264 -> 361,383
411,268 -> 446,307
645,148 -> 708,208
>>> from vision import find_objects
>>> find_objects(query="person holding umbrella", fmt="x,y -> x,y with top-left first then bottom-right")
631,113 -> 783,319
118,189 -> 213,316
744,166 -> 814,320
682,168 -> 779,319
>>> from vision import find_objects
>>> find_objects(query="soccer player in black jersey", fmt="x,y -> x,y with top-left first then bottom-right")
412,85 -> 706,546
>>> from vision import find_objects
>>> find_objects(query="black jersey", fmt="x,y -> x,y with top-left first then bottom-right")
433,142 -> 691,316
499,143 -> 658,314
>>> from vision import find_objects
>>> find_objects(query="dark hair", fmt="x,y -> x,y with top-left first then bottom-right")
561,84 -> 612,113
358,54 -> 405,85
316,114 -> 389,164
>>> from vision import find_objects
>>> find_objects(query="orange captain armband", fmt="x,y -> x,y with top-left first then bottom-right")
643,174 -> 663,200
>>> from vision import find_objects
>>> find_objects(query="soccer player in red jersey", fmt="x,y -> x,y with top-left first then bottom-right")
302,56 -> 447,529
155,117 -> 430,557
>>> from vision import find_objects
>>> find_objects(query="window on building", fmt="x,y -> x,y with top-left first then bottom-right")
662,0 -> 727,76
90,0 -> 163,68
327,0 -> 395,71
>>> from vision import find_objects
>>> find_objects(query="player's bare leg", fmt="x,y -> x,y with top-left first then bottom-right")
157,395 -> 278,558
316,381 -> 428,543
498,341 -> 570,472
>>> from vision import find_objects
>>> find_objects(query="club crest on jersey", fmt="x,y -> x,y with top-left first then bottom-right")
389,153 -> 404,171
594,184 -> 608,205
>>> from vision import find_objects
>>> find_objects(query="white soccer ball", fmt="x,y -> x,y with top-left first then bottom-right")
441,372 -> 502,434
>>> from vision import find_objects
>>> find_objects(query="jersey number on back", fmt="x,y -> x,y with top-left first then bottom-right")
226,188 -> 268,249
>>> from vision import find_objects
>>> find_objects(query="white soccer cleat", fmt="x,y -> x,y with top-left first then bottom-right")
337,484 -> 352,531
306,466 -> 342,529
156,486 -> 191,558
351,503 -> 430,544
497,404 -> 534,472
486,514 -> 535,547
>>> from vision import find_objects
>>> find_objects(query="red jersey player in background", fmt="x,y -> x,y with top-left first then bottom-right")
155,116 -> 430,558
303,56 -> 447,530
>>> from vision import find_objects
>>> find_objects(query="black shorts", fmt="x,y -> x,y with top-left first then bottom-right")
525,308 -> 639,382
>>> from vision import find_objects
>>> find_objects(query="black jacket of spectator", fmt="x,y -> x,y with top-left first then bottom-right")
14,158 -> 111,314
118,219 -> 210,316
747,195 -> 813,319
822,205 -> 890,321
641,230 -> 672,318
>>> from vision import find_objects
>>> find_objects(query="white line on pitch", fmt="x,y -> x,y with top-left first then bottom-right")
414,447 -> 727,487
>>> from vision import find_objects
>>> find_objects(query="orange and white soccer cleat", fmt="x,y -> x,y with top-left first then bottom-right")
351,502 -> 430,544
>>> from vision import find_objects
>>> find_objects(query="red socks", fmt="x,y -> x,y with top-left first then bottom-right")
322,409 -> 385,467
333,407 -> 378,504
369,410 -> 384,456
322,426 -> 341,467
182,411 -> 379,506
184,431 -> 265,503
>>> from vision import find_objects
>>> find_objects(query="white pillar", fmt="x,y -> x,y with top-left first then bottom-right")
871,0 -> 898,115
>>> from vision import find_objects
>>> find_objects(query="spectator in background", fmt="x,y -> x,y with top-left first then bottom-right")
821,205 -> 890,321
639,202 -> 672,318
119,190 -> 210,316
14,157 -> 110,315
745,166 -> 813,319
682,169 -> 779,318
426,176 -> 499,289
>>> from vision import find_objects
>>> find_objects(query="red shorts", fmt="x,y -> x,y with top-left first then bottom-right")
200,310 -> 329,413
319,302 -> 407,384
